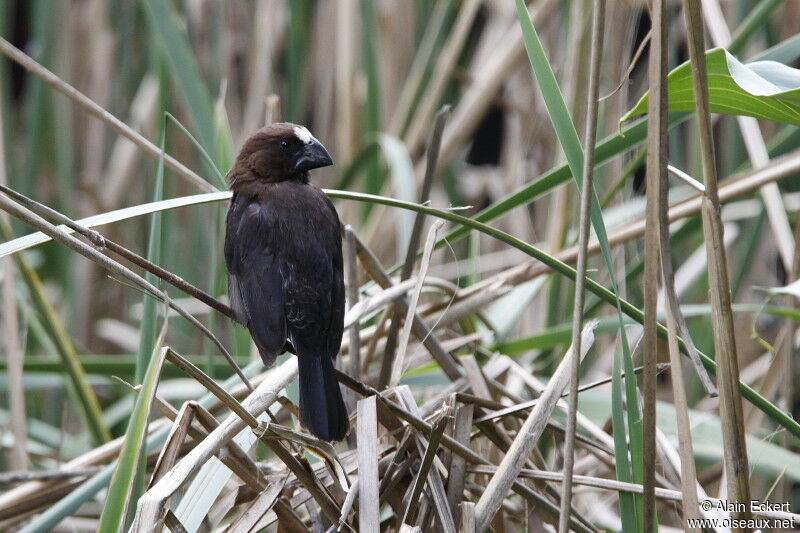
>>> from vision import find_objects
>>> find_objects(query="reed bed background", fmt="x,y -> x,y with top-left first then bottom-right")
0,0 -> 799,531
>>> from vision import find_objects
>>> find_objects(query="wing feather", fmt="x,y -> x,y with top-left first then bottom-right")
225,194 -> 286,366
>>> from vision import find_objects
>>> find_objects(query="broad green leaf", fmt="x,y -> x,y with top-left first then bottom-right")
621,48 -> 800,126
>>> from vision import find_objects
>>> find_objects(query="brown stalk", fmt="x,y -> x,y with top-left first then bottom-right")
0,184 -> 234,320
558,1 -> 605,531
702,0 -> 795,271
445,403 -> 474,523
642,0 -> 669,529
682,0 -> 752,522
400,416 -> 452,529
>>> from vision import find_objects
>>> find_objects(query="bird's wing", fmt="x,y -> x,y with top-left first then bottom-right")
224,194 -> 286,367
322,195 -> 345,360
284,191 -> 345,361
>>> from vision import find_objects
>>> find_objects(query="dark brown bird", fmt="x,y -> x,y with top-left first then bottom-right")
224,123 -> 348,441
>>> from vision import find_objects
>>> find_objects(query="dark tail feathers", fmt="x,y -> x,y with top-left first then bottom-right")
297,354 -> 349,441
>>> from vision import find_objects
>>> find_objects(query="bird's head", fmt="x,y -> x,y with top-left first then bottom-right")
227,123 -> 333,188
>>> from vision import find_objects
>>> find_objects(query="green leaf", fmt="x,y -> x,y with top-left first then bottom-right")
97,346 -> 167,532
621,48 -> 800,126
142,0 -> 216,153
136,126 -> 167,383
0,191 -> 231,259
165,112 -> 225,188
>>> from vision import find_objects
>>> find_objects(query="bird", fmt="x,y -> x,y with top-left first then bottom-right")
224,122 -> 348,441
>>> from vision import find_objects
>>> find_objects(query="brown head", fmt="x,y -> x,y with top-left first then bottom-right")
227,122 -> 333,189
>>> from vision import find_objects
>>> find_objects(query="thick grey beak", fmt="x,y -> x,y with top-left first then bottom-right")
295,140 -> 333,172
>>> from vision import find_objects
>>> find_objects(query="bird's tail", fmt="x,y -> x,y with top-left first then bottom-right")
297,354 -> 349,441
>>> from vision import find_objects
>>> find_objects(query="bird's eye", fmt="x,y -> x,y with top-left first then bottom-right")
280,140 -> 289,149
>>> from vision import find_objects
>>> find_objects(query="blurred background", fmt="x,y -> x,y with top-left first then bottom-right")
1,0 -> 799,529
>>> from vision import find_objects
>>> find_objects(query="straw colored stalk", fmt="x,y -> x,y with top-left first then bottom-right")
473,321 -> 598,530
682,0 -> 752,522
662,275 -> 701,529
0,97 -> 27,470
389,220 -> 444,386
357,396 -> 380,531
380,107 -> 449,387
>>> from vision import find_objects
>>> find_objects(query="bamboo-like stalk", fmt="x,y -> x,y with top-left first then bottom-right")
389,220 -> 444,386
642,0 -> 669,529
557,1 -> 605,531
0,93 -> 28,470
662,267 -> 701,530
682,0 -> 752,523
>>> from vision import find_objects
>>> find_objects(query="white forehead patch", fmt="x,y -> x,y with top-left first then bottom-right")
293,126 -> 314,144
